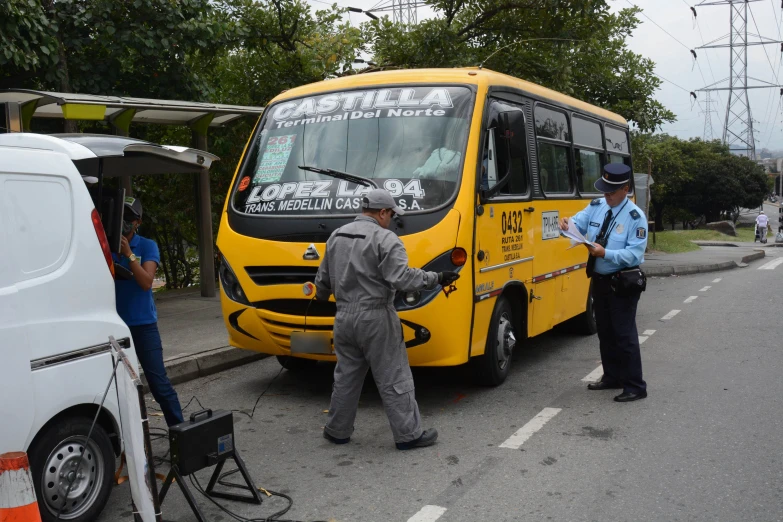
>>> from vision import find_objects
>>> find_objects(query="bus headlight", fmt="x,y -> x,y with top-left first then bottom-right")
219,255 -> 251,306
404,291 -> 421,306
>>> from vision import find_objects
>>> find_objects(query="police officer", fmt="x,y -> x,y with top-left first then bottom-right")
559,164 -> 648,402
314,189 -> 460,449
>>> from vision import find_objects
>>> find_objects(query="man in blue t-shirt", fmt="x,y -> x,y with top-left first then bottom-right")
114,197 -> 184,426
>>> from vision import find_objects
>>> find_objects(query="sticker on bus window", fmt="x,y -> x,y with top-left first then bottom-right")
254,134 -> 297,183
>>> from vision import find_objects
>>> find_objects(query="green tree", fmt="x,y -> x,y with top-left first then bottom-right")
364,0 -> 675,131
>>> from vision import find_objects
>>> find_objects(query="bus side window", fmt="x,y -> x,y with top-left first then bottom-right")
497,109 -> 528,196
481,100 -> 528,197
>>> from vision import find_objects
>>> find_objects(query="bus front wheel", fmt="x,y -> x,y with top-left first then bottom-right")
472,296 -> 515,386
276,355 -> 318,372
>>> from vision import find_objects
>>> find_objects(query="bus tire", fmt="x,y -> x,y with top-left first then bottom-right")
29,416 -> 115,522
472,296 -> 516,386
276,355 -> 318,372
574,284 -> 598,335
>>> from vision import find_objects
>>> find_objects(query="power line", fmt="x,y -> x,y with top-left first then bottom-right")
749,3 -> 781,142
626,0 -> 693,51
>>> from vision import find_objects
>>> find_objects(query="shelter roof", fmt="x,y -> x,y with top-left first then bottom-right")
0,89 -> 263,127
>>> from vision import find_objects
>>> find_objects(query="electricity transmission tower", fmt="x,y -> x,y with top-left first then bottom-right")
701,91 -> 720,141
694,0 -> 783,160
366,0 -> 424,26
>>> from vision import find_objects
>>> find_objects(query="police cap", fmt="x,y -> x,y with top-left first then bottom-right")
594,163 -> 632,193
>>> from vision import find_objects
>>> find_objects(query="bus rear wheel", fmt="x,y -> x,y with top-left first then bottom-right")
573,284 -> 597,335
276,355 -> 318,372
472,296 -> 515,386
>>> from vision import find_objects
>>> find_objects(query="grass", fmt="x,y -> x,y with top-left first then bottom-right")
650,228 -> 758,254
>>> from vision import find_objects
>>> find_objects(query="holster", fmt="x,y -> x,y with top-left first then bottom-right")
610,267 -> 647,297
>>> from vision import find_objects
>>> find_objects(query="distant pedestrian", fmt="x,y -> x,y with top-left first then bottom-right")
559,164 -> 648,402
114,197 -> 184,426
756,211 -> 769,243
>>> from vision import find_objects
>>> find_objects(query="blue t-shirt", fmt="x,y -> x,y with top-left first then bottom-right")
113,234 -> 160,326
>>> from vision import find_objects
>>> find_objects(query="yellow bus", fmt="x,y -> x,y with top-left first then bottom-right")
217,68 -> 633,385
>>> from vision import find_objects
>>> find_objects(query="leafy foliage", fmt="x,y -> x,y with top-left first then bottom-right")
632,133 -> 770,229
364,0 -> 675,131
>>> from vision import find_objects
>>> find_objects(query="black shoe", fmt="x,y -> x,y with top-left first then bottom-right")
323,431 -> 350,444
396,429 -> 438,450
587,381 -> 622,391
614,391 -> 648,402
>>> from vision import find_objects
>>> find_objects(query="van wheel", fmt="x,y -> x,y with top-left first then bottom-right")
472,296 -> 515,386
573,285 -> 598,335
276,355 -> 318,371
29,417 -> 115,522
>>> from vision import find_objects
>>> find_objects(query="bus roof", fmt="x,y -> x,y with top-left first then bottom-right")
271,68 -> 628,127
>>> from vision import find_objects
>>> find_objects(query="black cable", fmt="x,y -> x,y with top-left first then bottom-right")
234,365 -> 285,420
189,472 -> 328,522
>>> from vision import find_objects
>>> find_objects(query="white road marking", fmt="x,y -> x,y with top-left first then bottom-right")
639,335 -> 648,344
407,506 -> 447,522
661,310 -> 681,321
500,408 -> 561,449
699,286 -> 711,292
581,365 -> 604,383
684,296 -> 698,303
712,278 -> 722,283
758,258 -> 783,270
643,329 -> 656,336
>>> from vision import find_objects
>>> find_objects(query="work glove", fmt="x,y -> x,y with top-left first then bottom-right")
438,271 -> 460,286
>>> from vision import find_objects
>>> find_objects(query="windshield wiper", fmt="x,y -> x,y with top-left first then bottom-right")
299,165 -> 378,188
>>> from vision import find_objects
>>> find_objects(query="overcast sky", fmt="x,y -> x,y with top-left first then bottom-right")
304,0 -> 783,151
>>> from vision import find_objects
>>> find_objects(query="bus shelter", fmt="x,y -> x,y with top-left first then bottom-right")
0,90 -> 264,297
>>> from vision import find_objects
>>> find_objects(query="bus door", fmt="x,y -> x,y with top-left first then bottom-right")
529,104 -> 586,335
473,98 -> 533,338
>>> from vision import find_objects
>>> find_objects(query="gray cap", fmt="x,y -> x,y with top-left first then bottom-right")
124,196 -> 143,219
361,188 -> 405,216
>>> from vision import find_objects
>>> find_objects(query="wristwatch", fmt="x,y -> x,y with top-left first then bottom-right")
128,253 -> 139,263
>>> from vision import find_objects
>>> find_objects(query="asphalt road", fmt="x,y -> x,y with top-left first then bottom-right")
99,252 -> 783,522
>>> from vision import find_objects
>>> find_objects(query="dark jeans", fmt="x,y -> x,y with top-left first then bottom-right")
592,277 -> 647,394
129,323 -> 184,426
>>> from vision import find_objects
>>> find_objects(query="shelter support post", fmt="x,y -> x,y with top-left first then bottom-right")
190,114 -> 216,298
111,109 -> 136,197
2,102 -> 23,133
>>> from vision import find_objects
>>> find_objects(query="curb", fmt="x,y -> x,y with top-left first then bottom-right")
645,250 -> 765,277
141,346 -> 267,392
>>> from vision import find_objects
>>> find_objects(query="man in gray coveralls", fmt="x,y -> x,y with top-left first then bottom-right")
314,188 -> 460,450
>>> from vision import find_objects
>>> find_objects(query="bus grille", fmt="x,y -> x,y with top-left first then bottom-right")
255,299 -> 336,317
245,266 -> 318,286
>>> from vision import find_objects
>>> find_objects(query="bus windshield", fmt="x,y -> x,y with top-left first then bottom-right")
233,85 -> 474,216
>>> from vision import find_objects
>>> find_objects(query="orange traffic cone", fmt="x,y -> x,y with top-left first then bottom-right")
0,452 -> 42,522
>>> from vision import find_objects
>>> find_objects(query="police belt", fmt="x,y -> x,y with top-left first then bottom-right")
593,266 -> 647,296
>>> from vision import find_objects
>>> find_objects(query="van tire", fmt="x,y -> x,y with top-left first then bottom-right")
276,355 -> 318,371
573,285 -> 598,335
471,296 -> 515,386
28,417 -> 115,522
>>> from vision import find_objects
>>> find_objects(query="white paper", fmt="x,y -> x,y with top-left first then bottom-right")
560,219 -> 595,249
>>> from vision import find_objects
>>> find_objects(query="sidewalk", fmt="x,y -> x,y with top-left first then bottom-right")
150,288 -> 264,388
644,243 -> 766,277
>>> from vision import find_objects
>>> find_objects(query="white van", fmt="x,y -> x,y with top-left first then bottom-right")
0,134 -> 217,522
